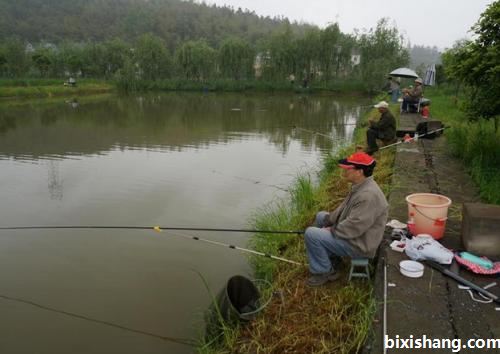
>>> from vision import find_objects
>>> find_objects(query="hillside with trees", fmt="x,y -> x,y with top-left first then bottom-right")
0,0 -> 312,49
0,0 -> 410,93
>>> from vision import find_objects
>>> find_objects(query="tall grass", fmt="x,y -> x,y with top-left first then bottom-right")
248,174 -> 319,280
426,86 -> 500,204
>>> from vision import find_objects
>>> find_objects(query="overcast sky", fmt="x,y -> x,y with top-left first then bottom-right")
202,0 -> 494,49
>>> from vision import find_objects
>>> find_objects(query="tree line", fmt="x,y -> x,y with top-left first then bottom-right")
0,18 -> 409,92
441,0 -> 499,128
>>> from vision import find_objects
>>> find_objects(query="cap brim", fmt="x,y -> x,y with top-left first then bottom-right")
338,158 -> 355,169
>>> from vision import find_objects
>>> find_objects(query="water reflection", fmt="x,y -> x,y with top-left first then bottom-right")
0,92 -> 370,354
0,93 -> 365,160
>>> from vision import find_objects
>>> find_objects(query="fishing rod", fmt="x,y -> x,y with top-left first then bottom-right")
0,226 -> 304,265
379,126 -> 449,151
0,225 -> 304,234
425,261 -> 500,305
155,228 -> 303,265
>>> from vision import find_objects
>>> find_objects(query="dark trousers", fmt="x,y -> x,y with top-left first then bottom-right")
366,128 -> 379,152
402,97 -> 419,112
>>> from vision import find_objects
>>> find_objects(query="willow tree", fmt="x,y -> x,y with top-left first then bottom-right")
318,24 -> 342,83
295,28 -> 321,82
174,40 -> 217,81
259,24 -> 296,81
102,38 -> 131,78
134,33 -> 172,80
218,38 -> 255,80
81,42 -> 107,78
357,18 -> 409,91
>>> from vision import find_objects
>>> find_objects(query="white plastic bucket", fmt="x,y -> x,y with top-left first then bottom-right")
406,193 -> 452,239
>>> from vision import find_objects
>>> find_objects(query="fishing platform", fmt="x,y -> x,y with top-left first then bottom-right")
370,136 -> 499,352
397,112 -> 443,138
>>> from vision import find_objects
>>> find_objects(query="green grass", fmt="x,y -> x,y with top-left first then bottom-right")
425,86 -> 500,204
0,78 -> 114,99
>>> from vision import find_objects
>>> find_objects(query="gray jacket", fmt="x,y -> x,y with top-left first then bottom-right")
327,176 -> 388,257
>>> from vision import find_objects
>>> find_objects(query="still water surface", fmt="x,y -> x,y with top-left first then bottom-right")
0,92 -> 367,353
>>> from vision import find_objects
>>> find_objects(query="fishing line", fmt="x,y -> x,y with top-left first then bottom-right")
210,170 -> 288,192
0,226 -> 304,234
0,293 -> 196,347
292,126 -> 354,141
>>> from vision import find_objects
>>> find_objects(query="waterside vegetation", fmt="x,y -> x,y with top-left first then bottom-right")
199,103 -> 397,353
0,79 -> 113,99
424,86 -> 500,204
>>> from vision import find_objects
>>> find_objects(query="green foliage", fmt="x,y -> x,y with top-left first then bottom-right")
1,37 -> 30,77
31,48 -> 52,77
102,38 -> 130,78
218,38 -> 254,80
0,0 -> 305,48
175,40 -> 217,81
426,86 -> 500,204
134,34 -> 172,80
441,1 -> 500,124
318,24 -> 342,83
357,18 -> 410,91
259,25 -> 297,81
115,58 -> 140,93
249,174 -> 318,279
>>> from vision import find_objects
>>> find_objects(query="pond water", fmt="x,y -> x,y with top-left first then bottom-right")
0,92 -> 368,353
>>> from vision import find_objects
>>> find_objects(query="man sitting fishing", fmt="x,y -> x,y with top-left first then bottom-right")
401,78 -> 423,112
365,101 -> 396,155
304,152 -> 388,287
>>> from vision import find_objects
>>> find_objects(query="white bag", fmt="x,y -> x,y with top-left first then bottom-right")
404,234 -> 453,265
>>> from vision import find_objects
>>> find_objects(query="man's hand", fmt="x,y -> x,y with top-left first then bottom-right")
323,213 -> 331,226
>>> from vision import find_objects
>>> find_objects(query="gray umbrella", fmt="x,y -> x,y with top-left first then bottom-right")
389,67 -> 419,79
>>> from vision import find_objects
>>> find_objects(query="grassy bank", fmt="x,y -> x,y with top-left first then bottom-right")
0,77 -> 368,99
425,86 -> 500,204
0,79 -> 114,99
199,102 -> 397,353
116,78 -> 367,94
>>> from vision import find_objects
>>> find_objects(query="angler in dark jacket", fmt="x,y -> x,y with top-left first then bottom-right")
365,100 -> 396,155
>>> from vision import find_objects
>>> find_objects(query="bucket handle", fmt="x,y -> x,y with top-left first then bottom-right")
239,278 -> 274,317
412,204 -> 448,223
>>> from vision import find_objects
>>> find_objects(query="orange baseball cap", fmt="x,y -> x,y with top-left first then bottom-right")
338,152 -> 375,169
